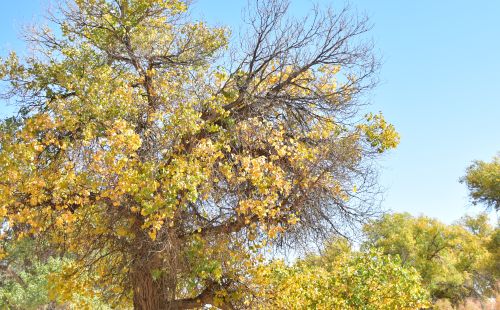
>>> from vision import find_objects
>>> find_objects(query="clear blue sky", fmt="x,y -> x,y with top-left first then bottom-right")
1,0 -> 499,223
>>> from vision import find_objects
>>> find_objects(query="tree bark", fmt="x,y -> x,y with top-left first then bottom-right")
131,263 -> 225,310
131,264 -> 164,310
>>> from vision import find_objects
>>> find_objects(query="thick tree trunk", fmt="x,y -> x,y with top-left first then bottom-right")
131,264 -> 165,310
128,226 -> 221,309
130,263 -> 223,310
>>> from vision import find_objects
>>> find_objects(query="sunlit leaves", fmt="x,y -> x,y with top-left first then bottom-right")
359,112 -> 400,153
254,249 -> 429,309
0,0 -> 399,307
363,213 -> 498,304
462,154 -> 500,211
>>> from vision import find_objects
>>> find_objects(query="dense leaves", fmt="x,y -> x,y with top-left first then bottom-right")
462,154 -> 500,211
0,0 -> 398,308
363,213 -> 499,305
0,238 -> 59,309
255,239 -> 429,309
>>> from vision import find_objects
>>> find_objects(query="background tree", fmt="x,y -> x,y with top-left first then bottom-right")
0,237 -> 61,309
254,239 -> 429,309
461,153 -> 500,211
0,0 -> 398,308
460,214 -> 500,292
362,213 -> 498,305
0,237 -> 112,309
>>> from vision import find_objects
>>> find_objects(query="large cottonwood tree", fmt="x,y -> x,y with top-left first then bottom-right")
0,0 -> 399,308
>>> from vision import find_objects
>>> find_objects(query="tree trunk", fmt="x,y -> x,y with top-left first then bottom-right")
130,263 -> 222,310
131,265 -> 164,310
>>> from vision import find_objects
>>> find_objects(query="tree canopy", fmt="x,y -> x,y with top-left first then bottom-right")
0,0 -> 399,308
362,213 -> 498,305
462,154 -> 500,211
255,246 -> 429,310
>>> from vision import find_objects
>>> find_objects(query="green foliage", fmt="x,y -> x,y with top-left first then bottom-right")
0,236 -> 113,309
0,237 -> 61,309
363,213 -> 498,304
256,244 -> 429,309
461,154 -> 500,211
